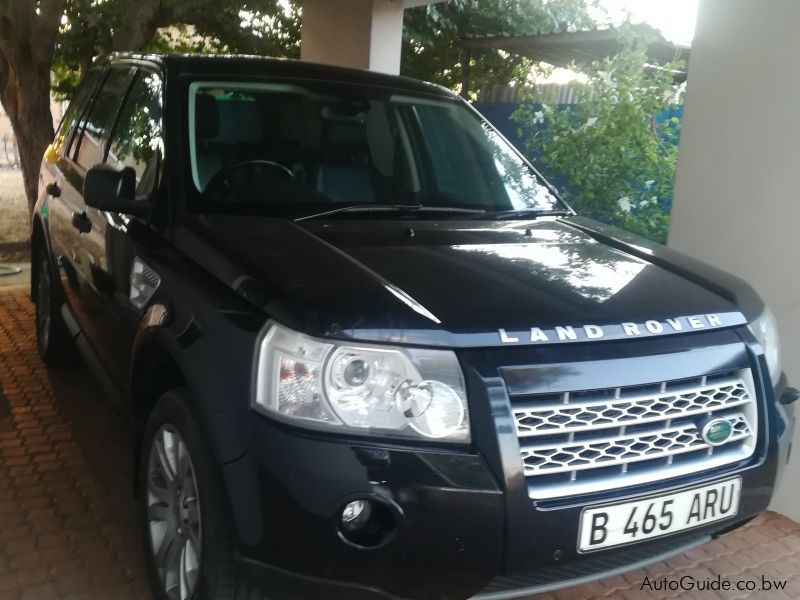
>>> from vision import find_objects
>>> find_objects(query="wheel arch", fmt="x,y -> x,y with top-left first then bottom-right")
131,340 -> 187,429
130,337 -> 187,495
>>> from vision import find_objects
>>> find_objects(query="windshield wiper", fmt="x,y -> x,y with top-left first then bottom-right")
466,209 -> 572,221
294,204 -> 486,222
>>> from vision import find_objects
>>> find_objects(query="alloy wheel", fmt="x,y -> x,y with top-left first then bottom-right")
147,425 -> 202,600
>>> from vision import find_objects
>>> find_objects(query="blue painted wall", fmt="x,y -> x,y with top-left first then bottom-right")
475,102 -> 683,219
474,102 -> 684,164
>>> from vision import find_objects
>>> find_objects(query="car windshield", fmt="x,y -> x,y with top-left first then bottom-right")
187,79 -> 567,218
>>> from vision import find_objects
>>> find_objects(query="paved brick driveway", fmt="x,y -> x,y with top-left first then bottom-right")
0,290 -> 149,599
0,288 -> 798,600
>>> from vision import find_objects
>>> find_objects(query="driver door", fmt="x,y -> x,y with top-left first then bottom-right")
77,68 -> 165,386
53,67 -> 134,333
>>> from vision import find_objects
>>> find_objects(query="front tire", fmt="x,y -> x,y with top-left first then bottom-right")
34,250 -> 77,366
140,390 -> 267,600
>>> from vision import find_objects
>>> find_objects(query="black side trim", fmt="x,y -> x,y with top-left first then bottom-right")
61,304 -> 130,419
236,553 -> 408,600
474,533 -> 711,599
60,304 -> 81,337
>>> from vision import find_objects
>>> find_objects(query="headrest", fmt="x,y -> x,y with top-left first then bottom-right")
325,121 -> 368,151
195,94 -> 219,140
216,98 -> 261,144
316,165 -> 375,204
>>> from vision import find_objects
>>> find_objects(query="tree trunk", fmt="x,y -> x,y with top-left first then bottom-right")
0,0 -> 63,216
0,0 -> 222,217
2,67 -> 54,214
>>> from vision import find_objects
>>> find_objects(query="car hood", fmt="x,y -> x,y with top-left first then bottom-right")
176,215 -> 751,347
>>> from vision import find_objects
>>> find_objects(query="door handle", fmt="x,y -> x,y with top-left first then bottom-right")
46,182 -> 61,198
71,211 -> 92,234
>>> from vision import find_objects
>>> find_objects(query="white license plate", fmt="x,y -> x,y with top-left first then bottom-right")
578,478 -> 741,552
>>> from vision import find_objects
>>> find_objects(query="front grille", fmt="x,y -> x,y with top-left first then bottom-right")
510,370 -> 758,499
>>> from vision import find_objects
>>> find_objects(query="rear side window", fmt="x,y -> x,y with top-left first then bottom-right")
73,67 -> 134,170
107,71 -> 164,196
54,69 -> 103,156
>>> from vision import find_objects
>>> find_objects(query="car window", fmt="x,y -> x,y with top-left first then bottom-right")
106,71 -> 163,196
73,67 -> 134,170
411,103 -> 558,210
186,81 -> 565,217
54,69 -> 104,157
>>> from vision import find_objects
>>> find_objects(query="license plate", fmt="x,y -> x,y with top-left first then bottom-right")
578,478 -> 741,552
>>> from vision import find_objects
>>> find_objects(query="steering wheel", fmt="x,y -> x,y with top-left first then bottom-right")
205,159 -> 296,202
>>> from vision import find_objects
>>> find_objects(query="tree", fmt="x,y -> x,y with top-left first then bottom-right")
0,0 -> 64,211
1,0 -> 592,213
401,0 -> 597,99
513,28 -> 684,242
52,1 -> 301,99
0,0 -> 300,213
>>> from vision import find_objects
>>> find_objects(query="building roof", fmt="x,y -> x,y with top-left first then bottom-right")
461,24 -> 689,81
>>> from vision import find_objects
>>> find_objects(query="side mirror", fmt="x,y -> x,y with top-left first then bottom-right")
83,164 -> 148,217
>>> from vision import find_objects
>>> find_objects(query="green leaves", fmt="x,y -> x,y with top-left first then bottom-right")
50,0 -> 302,99
514,26 -> 684,243
49,0 -> 592,103
401,0 -> 595,98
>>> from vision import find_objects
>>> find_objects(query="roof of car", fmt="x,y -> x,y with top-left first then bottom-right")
109,52 -> 455,99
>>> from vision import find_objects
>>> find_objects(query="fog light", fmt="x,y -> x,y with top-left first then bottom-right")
341,499 -> 372,532
337,497 -> 399,549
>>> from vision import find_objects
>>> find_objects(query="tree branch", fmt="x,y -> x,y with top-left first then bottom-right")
0,50 -> 9,103
31,0 -> 66,64
156,0 -> 216,28
113,0 -> 164,51
0,0 -> 34,62
0,15 -> 17,65
7,0 -> 33,39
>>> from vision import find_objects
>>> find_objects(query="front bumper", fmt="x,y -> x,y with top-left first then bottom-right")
236,517 -> 755,600
222,330 -> 788,600
228,424 -> 505,600
228,423 -> 774,600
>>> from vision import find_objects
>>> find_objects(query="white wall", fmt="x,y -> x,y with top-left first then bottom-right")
669,0 -> 799,520
301,0 -> 405,74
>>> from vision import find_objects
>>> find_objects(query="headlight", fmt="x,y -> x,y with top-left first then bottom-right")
254,323 -> 470,442
748,307 -> 781,383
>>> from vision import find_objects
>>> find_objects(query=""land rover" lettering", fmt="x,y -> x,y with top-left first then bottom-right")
498,314 -> 725,344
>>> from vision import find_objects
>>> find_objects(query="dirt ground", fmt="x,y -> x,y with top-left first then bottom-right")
0,168 -> 29,244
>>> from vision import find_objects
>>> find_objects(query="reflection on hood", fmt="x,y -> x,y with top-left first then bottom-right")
453,240 -> 646,304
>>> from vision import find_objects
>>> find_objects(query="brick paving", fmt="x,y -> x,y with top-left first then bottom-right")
0,288 -> 797,600
0,291 -> 149,600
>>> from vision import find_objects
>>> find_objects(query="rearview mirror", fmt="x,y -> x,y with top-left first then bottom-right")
83,164 -> 148,217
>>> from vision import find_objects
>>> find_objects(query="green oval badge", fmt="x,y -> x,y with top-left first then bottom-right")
702,418 -> 733,445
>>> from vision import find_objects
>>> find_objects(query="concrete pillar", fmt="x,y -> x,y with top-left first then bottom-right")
669,0 -> 799,521
301,0 -> 405,74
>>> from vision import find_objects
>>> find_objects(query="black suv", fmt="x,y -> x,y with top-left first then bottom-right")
31,54 -> 795,600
